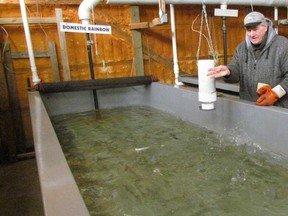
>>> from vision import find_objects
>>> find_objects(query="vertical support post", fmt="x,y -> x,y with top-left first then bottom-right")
130,6 -> 144,76
55,8 -> 71,81
274,7 -> 278,34
48,41 -> 60,82
222,16 -> 227,65
0,44 -> 17,162
2,44 -> 26,157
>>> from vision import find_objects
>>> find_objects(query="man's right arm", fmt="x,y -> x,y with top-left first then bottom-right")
207,65 -> 230,78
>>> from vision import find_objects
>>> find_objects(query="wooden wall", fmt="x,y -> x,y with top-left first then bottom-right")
0,2 -> 288,161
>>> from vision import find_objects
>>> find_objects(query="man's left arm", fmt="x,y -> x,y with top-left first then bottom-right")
256,38 -> 288,106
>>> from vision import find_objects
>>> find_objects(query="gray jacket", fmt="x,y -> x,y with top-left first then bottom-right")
224,19 -> 288,108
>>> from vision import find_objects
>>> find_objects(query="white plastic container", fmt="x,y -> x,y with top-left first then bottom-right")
198,59 -> 217,110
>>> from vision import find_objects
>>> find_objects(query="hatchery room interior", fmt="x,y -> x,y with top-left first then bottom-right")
1,0 -> 288,215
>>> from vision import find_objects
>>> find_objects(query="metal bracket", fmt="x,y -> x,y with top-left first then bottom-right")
86,40 -> 95,46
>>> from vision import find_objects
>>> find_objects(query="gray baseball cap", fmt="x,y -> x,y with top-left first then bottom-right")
244,12 -> 266,27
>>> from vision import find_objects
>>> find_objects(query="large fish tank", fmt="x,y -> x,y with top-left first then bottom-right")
29,82 -> 288,215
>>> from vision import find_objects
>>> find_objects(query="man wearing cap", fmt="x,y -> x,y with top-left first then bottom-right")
207,11 -> 288,108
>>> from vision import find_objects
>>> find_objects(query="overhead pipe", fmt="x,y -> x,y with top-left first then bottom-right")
106,0 -> 288,7
19,0 -> 40,85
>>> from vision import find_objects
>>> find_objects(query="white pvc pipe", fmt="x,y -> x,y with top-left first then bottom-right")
19,0 -> 40,85
221,3 -> 227,10
274,6 -> 278,34
170,4 -> 183,87
78,0 -> 102,24
198,59 -> 216,110
106,0 -> 288,7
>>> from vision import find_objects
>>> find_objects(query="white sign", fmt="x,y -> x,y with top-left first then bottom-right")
60,22 -> 112,34
214,8 -> 238,17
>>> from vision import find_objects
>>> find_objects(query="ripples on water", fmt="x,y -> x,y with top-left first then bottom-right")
51,106 -> 288,216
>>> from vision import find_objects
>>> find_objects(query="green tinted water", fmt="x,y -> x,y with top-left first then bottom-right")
51,106 -> 288,216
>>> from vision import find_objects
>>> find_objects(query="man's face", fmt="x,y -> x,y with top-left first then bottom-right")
245,23 -> 268,45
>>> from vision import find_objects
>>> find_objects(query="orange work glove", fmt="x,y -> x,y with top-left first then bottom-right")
256,85 -> 272,95
256,89 -> 279,106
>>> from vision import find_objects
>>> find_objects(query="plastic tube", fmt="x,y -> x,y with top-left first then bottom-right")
198,59 -> 216,110
274,7 -> 278,34
170,4 -> 183,87
19,0 -> 40,85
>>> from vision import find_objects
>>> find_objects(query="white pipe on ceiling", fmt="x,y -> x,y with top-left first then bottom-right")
106,0 -> 288,7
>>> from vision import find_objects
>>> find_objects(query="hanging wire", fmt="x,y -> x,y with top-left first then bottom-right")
26,3 -> 49,45
91,7 -> 107,73
0,26 -> 16,75
203,4 -> 217,62
210,13 -> 219,60
191,13 -> 207,60
191,1 -> 217,64
197,12 -> 203,61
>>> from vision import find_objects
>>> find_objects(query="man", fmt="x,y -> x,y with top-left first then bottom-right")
207,11 -> 288,108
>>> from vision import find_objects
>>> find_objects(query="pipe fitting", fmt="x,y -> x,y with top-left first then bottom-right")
78,0 -> 102,24
220,3 -> 227,9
